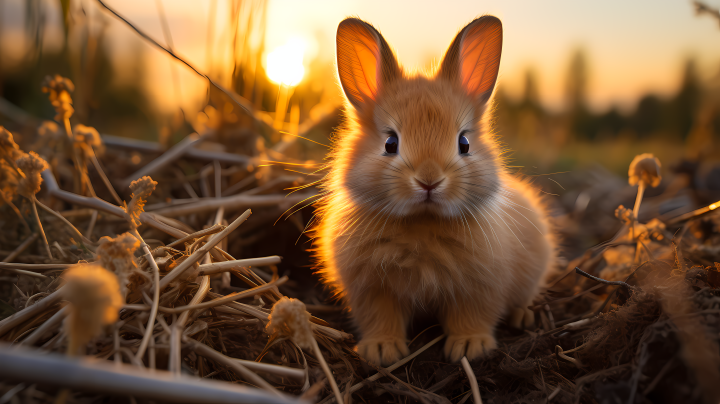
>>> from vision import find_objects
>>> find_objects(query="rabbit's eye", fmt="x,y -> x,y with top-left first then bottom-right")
385,132 -> 399,154
459,134 -> 470,154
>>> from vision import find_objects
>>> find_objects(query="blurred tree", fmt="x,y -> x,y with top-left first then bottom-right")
632,94 -> 663,137
666,59 -> 701,139
565,49 -> 595,139
519,68 -> 542,115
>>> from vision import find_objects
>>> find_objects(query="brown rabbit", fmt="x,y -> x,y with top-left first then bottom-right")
313,16 -> 556,366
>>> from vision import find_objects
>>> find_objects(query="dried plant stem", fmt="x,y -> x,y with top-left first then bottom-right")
29,195 -> 52,259
555,346 -> 582,368
133,230 -> 162,363
35,199 -> 93,245
43,170 -> 187,239
86,210 -> 98,239
166,223 -> 225,248
89,152 -> 122,205
667,199 -> 720,225
574,267 -> 636,291
0,287 -> 64,338
19,306 -> 67,347
2,233 -> 38,263
153,192 -> 313,217
122,133 -> 203,187
0,262 -> 70,271
0,267 -> 46,279
185,338 -> 284,397
159,209 -> 252,289
319,335 -> 445,404
159,276 -> 287,315
460,357 -> 483,404
198,256 -> 282,275
63,118 -> 97,198
170,275 -> 210,374
0,344 -> 297,404
0,192 -> 31,233
310,338 -> 344,404
631,181 -> 646,237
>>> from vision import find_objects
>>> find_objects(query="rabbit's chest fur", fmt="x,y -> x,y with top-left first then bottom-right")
320,177 -> 553,309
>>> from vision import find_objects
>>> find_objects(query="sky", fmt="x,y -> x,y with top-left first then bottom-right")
3,0 -> 720,113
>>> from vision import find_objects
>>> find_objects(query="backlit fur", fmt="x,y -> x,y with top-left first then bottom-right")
312,17 -> 556,366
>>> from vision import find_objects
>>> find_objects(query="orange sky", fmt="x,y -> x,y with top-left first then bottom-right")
3,0 -> 720,114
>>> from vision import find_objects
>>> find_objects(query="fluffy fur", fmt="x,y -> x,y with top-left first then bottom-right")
312,16 -> 556,366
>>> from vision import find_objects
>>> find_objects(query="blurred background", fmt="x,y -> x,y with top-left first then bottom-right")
2,0 -> 719,170
1,0 -> 719,254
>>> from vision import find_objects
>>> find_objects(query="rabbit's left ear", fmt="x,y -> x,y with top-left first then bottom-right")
439,16 -> 503,106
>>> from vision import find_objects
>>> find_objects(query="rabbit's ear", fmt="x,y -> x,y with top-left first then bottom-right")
439,16 -> 503,106
336,18 -> 400,111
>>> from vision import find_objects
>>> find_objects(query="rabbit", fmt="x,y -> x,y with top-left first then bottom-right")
312,15 -> 556,366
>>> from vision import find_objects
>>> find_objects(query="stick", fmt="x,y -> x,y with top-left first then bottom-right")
94,0 -> 258,122
574,267 -> 636,291
122,133 -> 204,186
166,224 -> 225,248
198,256 -> 282,275
30,195 -> 52,259
460,357 -> 482,404
101,135 -> 250,165
0,344 -> 301,404
159,210 -> 252,289
153,193 -> 313,217
89,152 -> 123,205
43,169 -> 186,239
666,199 -> 720,225
318,335 -> 445,404
35,198 -> 94,245
186,338 -> 284,398
1,233 -> 40,267
170,276 -> 210,374
310,338 -> 344,404
158,276 -> 286,314
0,287 -> 64,338
0,262 -> 71,272
20,306 -> 67,346
134,231 -> 162,363
0,192 -> 31,233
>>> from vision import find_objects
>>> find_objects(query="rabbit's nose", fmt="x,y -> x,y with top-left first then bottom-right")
416,178 -> 444,191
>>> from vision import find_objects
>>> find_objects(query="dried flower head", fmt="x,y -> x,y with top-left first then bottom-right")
628,153 -> 662,188
73,124 -> 101,147
96,232 -> 141,298
37,121 -> 62,139
62,264 -> 123,354
41,74 -> 75,122
16,152 -> 49,197
0,126 -> 21,161
266,297 -> 314,349
126,176 -> 157,228
614,205 -> 633,225
0,160 -> 18,203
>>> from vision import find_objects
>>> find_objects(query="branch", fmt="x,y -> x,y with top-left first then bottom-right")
0,344 -> 303,404
574,267 -> 636,291
94,0 -> 257,119
694,1 -> 720,27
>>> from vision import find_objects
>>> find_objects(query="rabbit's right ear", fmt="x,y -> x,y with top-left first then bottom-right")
336,18 -> 400,111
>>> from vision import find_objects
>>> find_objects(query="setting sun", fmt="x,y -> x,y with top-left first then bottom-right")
265,37 -> 306,86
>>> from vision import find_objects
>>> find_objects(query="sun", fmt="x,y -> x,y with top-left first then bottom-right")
265,37 -> 306,86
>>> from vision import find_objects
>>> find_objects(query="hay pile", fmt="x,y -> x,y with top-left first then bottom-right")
0,76 -> 719,404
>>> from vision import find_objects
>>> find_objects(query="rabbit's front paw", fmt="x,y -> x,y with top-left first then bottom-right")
358,337 -> 409,366
444,333 -> 497,362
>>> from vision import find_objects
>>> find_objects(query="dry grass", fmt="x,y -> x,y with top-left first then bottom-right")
0,63 -> 719,404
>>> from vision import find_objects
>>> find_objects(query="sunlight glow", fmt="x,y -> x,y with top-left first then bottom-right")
265,38 -> 306,86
